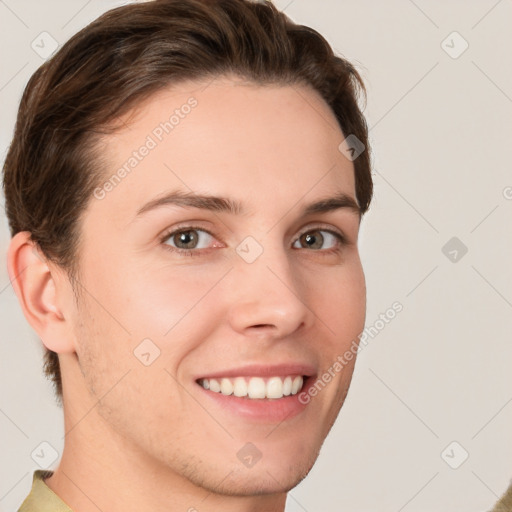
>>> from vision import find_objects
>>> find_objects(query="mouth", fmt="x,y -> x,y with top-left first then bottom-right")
196,374 -> 310,400
193,365 -> 317,423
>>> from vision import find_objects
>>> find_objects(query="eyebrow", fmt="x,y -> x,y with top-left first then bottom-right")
134,189 -> 361,220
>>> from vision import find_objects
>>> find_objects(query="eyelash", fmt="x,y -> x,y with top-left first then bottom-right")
159,224 -> 349,258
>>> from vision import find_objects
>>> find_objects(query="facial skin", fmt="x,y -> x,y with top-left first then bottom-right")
8,75 -> 366,512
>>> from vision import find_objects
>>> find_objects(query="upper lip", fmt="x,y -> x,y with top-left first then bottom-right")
195,363 -> 317,381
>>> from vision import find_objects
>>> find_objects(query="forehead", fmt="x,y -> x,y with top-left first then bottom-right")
89,76 -> 356,224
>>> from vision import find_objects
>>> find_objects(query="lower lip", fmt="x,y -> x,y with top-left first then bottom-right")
196,377 -> 315,423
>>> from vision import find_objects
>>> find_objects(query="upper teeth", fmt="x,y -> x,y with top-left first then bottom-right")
199,375 -> 304,399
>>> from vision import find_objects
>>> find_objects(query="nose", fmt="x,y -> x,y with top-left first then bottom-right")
226,247 -> 313,339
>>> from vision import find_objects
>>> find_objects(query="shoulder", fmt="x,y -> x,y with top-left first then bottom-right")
489,480 -> 512,512
18,471 -> 72,512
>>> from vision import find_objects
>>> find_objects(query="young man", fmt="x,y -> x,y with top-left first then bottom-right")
3,1 -> 375,511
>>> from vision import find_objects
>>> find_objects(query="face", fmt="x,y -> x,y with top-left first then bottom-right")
65,76 -> 366,495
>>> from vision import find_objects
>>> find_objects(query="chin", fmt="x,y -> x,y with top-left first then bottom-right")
180,447 -> 319,497
205,466 -> 313,497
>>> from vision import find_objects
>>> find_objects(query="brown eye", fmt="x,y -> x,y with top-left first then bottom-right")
163,228 -> 214,251
173,230 -> 198,249
300,230 -> 323,249
292,229 -> 343,250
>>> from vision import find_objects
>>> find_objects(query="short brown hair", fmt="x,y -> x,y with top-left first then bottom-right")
2,0 -> 373,402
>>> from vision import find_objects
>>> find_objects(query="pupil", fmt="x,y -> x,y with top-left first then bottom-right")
177,231 -> 196,248
302,231 -> 323,249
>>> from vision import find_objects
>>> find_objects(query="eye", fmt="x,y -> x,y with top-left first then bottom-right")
292,229 -> 345,251
162,227 -> 216,253
160,225 -> 347,257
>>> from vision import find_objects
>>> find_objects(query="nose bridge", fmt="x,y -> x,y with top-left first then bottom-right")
227,236 -> 312,336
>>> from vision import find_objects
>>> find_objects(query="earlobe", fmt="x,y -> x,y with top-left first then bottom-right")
7,231 -> 76,354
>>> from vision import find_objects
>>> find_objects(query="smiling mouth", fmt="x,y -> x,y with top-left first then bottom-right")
196,375 -> 309,400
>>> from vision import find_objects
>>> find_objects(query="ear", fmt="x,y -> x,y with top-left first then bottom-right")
7,231 -> 76,354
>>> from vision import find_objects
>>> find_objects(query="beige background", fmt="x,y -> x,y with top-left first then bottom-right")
1,0 -> 511,511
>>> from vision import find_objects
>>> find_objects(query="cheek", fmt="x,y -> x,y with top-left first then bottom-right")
128,264 -> 232,341
313,258 -> 366,339
83,251 -> 230,342
307,261 -> 365,429
72,290 -> 192,436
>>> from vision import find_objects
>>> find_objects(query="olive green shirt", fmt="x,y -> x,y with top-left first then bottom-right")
491,481 -> 512,512
18,471 -> 71,512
